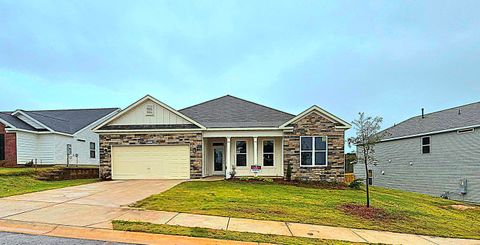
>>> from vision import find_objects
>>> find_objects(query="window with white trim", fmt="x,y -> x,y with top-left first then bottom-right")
90,142 -> 96,158
300,136 -> 327,166
263,140 -> 274,166
236,141 -> 247,167
421,136 -> 430,154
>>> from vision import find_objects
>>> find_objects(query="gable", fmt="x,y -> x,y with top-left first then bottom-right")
95,95 -> 205,131
110,99 -> 192,126
280,105 -> 351,129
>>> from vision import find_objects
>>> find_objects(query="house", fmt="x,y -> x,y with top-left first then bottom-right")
0,108 -> 120,167
94,95 -> 351,181
354,102 -> 480,203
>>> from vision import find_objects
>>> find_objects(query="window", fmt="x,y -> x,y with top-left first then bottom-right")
368,170 -> 373,185
146,104 -> 155,116
236,141 -> 247,167
421,136 -> 430,154
300,136 -> 327,166
263,140 -> 274,166
90,142 -> 96,158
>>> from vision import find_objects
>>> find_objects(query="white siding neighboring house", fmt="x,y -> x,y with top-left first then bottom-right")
0,108 -> 119,166
354,102 -> 480,203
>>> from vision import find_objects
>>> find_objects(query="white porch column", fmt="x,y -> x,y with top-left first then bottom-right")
253,137 -> 258,166
226,137 -> 232,179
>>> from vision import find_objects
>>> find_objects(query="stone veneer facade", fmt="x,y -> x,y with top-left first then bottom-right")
283,112 -> 346,182
99,133 -> 203,180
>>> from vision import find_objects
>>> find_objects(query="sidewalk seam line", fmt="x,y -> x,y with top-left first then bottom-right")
419,235 -> 440,245
226,217 -> 231,230
285,222 -> 293,236
165,212 -> 180,225
85,209 -> 130,228
350,229 -> 369,243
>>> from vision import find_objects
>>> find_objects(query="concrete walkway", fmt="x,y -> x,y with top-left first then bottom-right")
1,180 -> 479,245
114,210 -> 480,245
0,219 -> 256,245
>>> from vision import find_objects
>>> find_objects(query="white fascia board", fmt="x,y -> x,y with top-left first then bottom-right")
74,109 -> 121,136
93,95 -> 206,131
6,128 -> 73,137
279,105 -> 351,129
203,130 -> 283,138
380,125 -> 480,142
11,110 -> 54,132
95,128 -> 204,134
0,118 -> 15,129
206,127 -> 281,131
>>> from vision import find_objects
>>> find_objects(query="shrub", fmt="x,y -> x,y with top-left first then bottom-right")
348,178 -> 363,190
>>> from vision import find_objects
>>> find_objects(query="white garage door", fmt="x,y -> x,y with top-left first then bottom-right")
112,145 -> 190,179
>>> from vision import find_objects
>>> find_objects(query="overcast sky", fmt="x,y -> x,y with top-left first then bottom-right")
1,0 -> 480,152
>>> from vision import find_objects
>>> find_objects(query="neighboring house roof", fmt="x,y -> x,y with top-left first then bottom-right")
179,95 -> 295,128
0,112 -> 38,131
1,108 -> 119,134
381,101 -> 480,141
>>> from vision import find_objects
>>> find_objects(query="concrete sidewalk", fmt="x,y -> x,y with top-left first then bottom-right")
115,210 -> 480,245
0,219 -> 257,245
1,181 -> 479,245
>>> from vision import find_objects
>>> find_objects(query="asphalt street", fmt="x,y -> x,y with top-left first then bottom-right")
0,231 -> 133,245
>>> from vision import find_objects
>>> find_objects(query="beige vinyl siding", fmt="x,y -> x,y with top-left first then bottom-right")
110,100 -> 192,125
112,145 -> 190,179
354,129 -> 480,203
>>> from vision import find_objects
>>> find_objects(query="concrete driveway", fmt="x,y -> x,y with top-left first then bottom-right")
0,180 -> 183,229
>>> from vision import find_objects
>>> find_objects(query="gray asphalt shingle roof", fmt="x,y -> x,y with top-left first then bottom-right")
0,112 -> 37,131
0,108 -> 118,134
180,95 -> 295,128
382,102 -> 480,140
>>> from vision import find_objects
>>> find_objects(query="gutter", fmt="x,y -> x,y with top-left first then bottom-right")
380,125 -> 480,142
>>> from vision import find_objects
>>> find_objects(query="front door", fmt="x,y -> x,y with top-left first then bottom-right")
213,144 -> 224,175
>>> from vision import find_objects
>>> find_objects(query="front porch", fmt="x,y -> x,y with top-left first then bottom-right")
202,132 -> 284,178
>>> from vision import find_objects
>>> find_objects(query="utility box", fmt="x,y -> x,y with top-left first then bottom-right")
459,179 -> 468,195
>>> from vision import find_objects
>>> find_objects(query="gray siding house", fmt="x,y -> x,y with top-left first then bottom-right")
354,102 -> 480,203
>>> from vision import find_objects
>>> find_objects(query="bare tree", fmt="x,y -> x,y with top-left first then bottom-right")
348,112 -> 384,207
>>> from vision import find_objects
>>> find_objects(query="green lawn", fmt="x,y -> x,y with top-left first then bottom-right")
133,180 -> 480,239
0,167 -> 98,198
113,221 -> 364,245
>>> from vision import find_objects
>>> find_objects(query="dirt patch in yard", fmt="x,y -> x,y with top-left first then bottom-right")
448,204 -> 479,211
339,204 -> 400,221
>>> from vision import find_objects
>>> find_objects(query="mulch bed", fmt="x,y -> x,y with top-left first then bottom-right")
230,178 -> 348,190
340,203 -> 399,221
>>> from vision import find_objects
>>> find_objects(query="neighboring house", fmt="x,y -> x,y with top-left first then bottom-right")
94,95 -> 351,181
354,102 -> 480,203
0,108 -> 120,167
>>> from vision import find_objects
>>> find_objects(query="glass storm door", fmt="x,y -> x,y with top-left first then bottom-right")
213,144 -> 224,174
